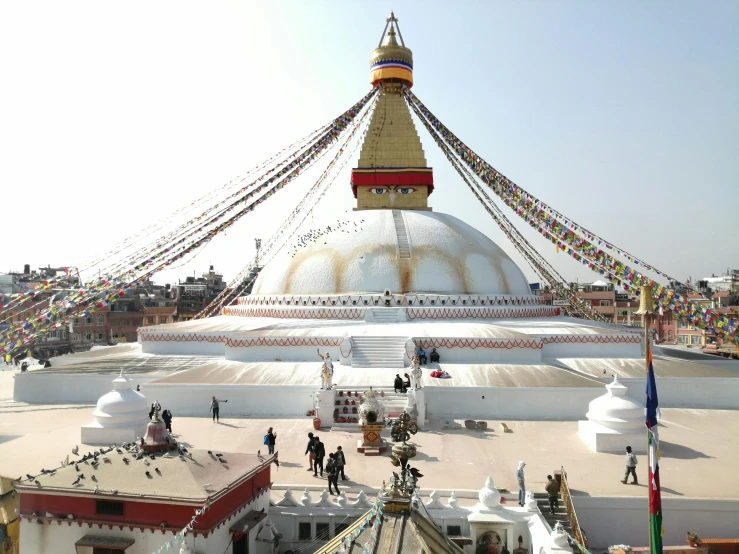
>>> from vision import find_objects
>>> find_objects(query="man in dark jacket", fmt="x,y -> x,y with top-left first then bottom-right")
334,445 -> 348,480
265,427 -> 277,455
313,436 -> 326,477
394,374 -> 404,393
161,409 -> 173,433
326,453 -> 340,495
545,475 -> 559,514
305,432 -> 315,471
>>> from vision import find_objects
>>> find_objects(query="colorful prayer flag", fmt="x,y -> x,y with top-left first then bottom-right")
646,341 -> 663,554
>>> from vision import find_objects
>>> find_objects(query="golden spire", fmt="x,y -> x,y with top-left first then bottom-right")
351,13 -> 433,211
370,12 -> 413,88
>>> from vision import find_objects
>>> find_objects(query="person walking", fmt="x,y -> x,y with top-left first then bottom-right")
313,436 -> 326,477
264,427 -> 277,455
545,475 -> 559,515
305,432 -> 316,472
326,453 -> 340,495
210,396 -> 227,422
161,409 -> 173,433
516,461 -> 526,506
334,446 -> 348,480
621,446 -> 638,484
394,374 -> 404,393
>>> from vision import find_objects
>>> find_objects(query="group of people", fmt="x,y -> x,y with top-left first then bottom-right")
414,347 -> 440,365
516,462 -> 560,515
393,373 -> 412,393
305,432 -> 347,495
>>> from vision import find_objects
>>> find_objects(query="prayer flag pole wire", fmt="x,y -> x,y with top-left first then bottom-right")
197,94 -> 378,318
0,89 -> 378,357
404,89 -> 738,343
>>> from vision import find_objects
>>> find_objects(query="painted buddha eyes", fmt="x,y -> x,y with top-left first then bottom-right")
369,187 -> 417,195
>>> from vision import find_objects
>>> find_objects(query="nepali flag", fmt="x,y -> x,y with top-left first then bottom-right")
646,340 -> 663,554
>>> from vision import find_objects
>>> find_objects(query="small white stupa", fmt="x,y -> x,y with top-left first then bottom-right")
81,369 -> 149,445
578,376 -> 646,453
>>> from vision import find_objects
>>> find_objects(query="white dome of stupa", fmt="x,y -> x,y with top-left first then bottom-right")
251,210 -> 532,296
92,370 -> 149,429
585,376 -> 645,432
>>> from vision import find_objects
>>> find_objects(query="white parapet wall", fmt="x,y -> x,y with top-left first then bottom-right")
424,387 -> 601,420
574,496 -> 739,548
13,373 -> 164,404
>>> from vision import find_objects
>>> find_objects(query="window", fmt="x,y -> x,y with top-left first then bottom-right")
678,335 -> 687,344
158,316 -> 168,324
93,549 -> 125,554
691,335 -> 702,345
96,500 -> 124,516
73,333 -> 81,342
600,300 -> 611,307
335,523 -> 349,536
316,523 -> 330,541
618,310 -> 628,317
447,525 -> 462,536
85,332 -> 92,341
97,314 -> 105,325
85,316 -> 93,326
97,331 -> 104,341
298,522 -> 312,541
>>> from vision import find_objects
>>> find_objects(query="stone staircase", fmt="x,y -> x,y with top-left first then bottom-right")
392,210 -> 411,259
331,387 -> 412,430
351,336 -> 406,368
534,492 -> 571,535
368,307 -> 401,323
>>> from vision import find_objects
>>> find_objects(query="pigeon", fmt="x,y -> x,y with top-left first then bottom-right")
155,467 -> 161,475
93,485 -> 99,494
40,469 -> 47,474
145,471 -> 152,478
144,460 -> 150,466
72,478 -> 80,486
202,483 -> 212,490
91,475 -> 97,482
67,514 -> 74,519
219,458 -> 227,464
207,450 -> 213,456
34,480 -> 41,487
122,458 -> 130,464
26,474 -> 34,481
257,450 -> 260,458
259,507 -> 265,514
36,519 -> 44,525
273,452 -> 280,468
408,466 -> 424,479
79,474 -> 85,479
110,489 -> 118,495
71,445 -> 79,456
32,512 -> 38,517
150,455 -> 156,460
215,453 -> 223,458
102,457 -> 111,463
45,512 -> 54,518
75,465 -> 80,472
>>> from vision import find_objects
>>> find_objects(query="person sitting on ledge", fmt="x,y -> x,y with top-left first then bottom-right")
430,348 -> 440,363
416,347 -> 427,365
394,374 -> 404,393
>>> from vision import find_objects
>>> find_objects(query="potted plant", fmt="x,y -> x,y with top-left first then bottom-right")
344,399 -> 350,405
352,407 -> 358,414
347,390 -> 352,397
338,390 -> 344,397
343,406 -> 349,414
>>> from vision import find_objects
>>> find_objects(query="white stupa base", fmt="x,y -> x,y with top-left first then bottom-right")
578,420 -> 646,454
81,422 -> 146,446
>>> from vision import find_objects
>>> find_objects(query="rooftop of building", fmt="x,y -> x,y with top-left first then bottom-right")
2,371 -> 738,501
13,445 -> 269,503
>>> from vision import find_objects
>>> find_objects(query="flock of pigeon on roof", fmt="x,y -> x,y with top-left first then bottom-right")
289,218 -> 366,258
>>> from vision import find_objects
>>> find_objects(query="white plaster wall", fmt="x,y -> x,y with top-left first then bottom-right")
13,373 -> 162,404
144,383 -> 315,416
424,387 -> 598,420
226,343 -> 346,364
140,338 -> 226,356
619,378 -> 739,410
18,520 -> 226,554
528,511 -> 563,554
574,496 -> 739,548
541,340 -> 641,359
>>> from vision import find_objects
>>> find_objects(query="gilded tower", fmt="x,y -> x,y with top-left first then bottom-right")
351,13 -> 434,211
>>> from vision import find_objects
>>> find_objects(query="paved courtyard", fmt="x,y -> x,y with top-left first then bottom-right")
1,369 -> 737,500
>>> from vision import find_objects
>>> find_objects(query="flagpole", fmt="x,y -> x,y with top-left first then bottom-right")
635,284 -> 655,552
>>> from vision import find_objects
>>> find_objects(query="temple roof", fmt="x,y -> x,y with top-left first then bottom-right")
316,504 -> 466,554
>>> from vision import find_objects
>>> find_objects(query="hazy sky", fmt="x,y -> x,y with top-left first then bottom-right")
1,1 -> 736,288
